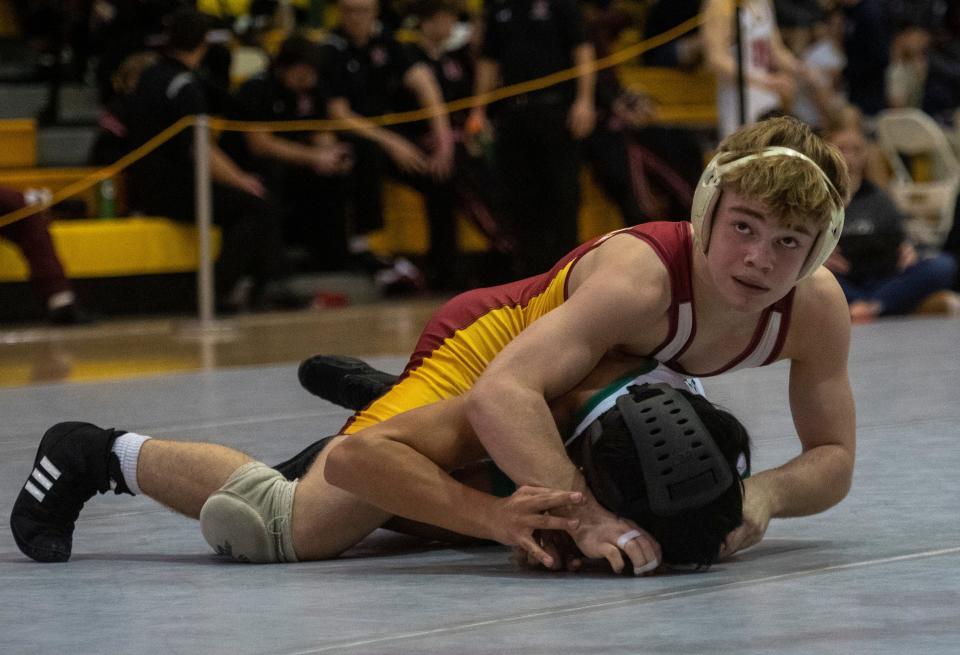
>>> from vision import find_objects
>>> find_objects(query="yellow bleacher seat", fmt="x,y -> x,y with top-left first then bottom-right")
0,167 -> 119,216
617,66 -> 717,127
0,119 -> 38,168
0,164 -> 622,284
0,217 -> 221,282
368,171 -> 625,257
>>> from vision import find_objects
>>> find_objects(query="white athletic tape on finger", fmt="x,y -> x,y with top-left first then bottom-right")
616,529 -> 643,550
634,559 -> 660,575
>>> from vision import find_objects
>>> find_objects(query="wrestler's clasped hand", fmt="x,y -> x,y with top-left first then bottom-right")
566,494 -> 662,575
512,494 -> 663,575
512,529 -> 584,572
490,486 -> 585,568
718,477 -> 772,559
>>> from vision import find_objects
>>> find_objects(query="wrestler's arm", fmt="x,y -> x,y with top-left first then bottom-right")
465,243 -> 666,491
324,397 -> 583,564
722,270 -> 856,556
464,242 -> 670,571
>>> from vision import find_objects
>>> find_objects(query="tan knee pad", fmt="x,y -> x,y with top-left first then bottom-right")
199,462 -> 299,563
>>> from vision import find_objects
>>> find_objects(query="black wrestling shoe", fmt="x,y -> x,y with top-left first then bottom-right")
297,355 -> 398,411
272,435 -> 338,480
10,422 -> 130,562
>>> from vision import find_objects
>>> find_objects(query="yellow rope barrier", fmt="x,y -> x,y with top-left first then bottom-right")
0,116 -> 195,229
0,12 -> 705,230
212,12 -> 705,133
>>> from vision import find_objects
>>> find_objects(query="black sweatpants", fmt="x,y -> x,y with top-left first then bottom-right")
133,178 -> 285,301
348,136 -> 460,286
494,103 -> 581,279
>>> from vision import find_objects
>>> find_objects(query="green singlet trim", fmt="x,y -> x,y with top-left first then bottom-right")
569,359 -> 659,431
486,359 -> 659,498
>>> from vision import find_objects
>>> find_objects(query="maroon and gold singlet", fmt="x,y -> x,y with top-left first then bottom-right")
341,222 -> 794,434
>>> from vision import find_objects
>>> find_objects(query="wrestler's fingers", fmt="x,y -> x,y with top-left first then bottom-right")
531,514 -> 580,532
525,547 -> 540,568
519,536 -> 555,569
600,543 -> 626,575
720,525 -> 748,560
539,537 -> 564,571
622,534 -> 661,575
511,546 -> 546,570
616,528 -> 661,575
510,545 -> 541,569
516,487 -> 583,511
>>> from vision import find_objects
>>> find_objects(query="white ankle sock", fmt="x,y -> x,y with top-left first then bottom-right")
46,290 -> 76,311
110,433 -> 151,495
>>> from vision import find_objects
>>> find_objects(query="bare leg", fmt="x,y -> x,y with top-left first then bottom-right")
137,440 -> 253,518
291,436 -> 393,560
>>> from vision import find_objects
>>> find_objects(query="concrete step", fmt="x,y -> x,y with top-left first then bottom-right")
36,125 -> 98,167
0,82 -> 99,121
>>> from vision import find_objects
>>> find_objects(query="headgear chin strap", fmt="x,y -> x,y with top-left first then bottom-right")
580,384 -> 735,518
690,146 -> 845,280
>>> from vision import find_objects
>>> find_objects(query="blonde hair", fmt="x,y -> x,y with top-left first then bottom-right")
112,51 -> 159,96
715,116 -> 849,232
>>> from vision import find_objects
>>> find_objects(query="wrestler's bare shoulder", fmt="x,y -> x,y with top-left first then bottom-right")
562,233 -> 674,355
779,267 -> 851,362
568,232 -> 672,300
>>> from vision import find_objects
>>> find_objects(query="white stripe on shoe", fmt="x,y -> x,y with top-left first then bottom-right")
25,481 -> 45,502
40,456 -> 62,480
31,468 -> 53,490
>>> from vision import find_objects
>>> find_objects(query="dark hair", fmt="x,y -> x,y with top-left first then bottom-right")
580,387 -> 750,568
273,35 -> 322,71
167,9 -> 212,53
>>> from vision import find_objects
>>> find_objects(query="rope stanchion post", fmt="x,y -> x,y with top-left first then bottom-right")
194,114 -> 215,325
735,2 -> 746,129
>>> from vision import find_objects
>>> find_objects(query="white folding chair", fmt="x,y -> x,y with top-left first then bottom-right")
875,108 -> 960,247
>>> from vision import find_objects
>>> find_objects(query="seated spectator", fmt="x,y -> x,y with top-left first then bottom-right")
319,0 -> 455,292
823,112 -> 959,322
90,51 -> 159,167
124,9 -> 293,312
219,35 -> 354,273
886,22 -> 931,109
0,186 -> 95,325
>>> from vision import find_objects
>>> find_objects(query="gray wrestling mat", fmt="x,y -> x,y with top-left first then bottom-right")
2,318 -> 959,654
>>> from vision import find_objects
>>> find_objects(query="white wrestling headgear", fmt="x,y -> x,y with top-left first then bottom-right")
690,146 -> 845,280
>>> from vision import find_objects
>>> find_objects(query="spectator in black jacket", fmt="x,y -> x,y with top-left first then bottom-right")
124,9 -> 290,312
318,0 -> 455,292
220,36 -> 354,272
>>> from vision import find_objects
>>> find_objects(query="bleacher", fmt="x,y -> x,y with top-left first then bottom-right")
0,65 -> 715,317
0,119 -> 37,168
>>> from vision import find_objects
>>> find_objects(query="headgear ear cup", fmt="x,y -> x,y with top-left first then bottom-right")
690,157 -> 724,253
690,147 -> 845,280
